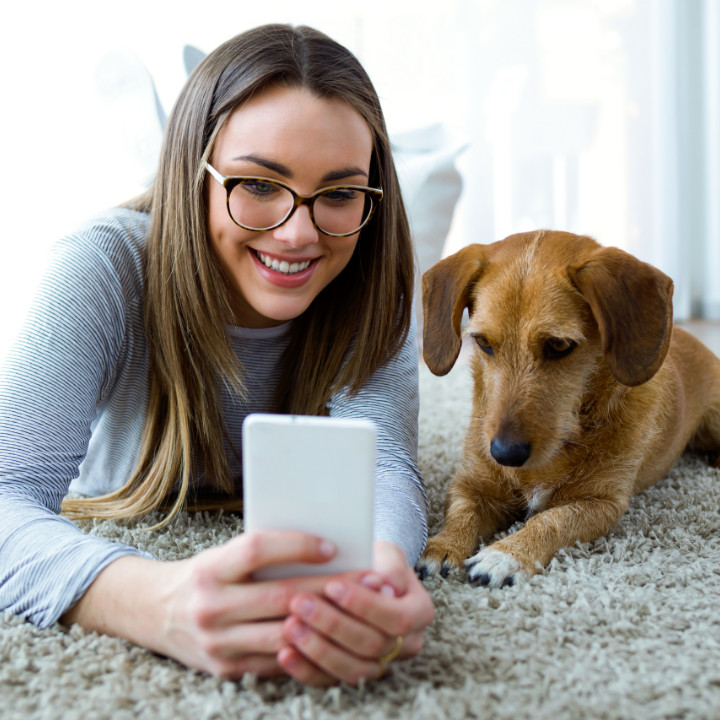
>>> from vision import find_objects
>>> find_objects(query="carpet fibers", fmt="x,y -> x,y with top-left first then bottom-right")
3,362 -> 720,719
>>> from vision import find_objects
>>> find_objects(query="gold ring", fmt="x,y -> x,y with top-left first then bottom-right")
377,636 -> 403,674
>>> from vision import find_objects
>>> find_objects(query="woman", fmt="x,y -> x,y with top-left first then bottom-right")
0,24 -> 433,686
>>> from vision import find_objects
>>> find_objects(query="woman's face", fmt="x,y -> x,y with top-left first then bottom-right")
207,85 -> 374,328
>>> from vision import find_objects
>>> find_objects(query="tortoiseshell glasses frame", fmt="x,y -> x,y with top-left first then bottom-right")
205,162 -> 383,238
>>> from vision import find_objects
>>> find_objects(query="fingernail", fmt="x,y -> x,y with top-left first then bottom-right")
288,621 -> 309,642
361,573 -> 383,590
319,540 -> 336,558
295,597 -> 315,619
381,583 -> 397,598
326,580 -> 348,603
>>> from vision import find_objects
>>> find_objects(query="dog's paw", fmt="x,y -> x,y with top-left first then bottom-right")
416,554 -> 458,581
416,537 -> 466,580
465,548 -> 527,588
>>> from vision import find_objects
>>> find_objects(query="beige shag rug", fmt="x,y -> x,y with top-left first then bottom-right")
4,360 -> 720,720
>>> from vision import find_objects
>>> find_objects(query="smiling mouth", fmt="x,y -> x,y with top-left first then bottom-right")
255,250 -> 315,276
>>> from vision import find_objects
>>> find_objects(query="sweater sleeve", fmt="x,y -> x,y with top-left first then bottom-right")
327,315 -> 428,565
0,216 -> 153,628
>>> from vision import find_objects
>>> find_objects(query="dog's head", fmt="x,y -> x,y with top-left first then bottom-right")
422,230 -> 674,470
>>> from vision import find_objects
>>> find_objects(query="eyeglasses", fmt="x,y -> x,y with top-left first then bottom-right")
205,162 -> 383,238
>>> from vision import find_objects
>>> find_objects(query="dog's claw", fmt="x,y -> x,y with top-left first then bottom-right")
416,555 -> 459,581
465,547 -> 525,588
470,571 -> 491,586
470,571 -> 515,588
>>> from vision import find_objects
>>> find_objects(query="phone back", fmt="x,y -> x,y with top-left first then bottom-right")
242,413 -> 376,579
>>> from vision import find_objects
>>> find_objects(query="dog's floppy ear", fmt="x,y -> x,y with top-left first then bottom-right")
568,246 -> 674,386
422,244 -> 488,375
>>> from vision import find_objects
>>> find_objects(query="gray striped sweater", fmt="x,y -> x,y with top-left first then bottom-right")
0,208 -> 427,628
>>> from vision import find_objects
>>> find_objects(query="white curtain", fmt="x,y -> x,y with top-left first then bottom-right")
663,0 -> 720,319
451,0 -> 720,321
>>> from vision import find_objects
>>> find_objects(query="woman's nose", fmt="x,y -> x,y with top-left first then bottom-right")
272,204 -> 319,247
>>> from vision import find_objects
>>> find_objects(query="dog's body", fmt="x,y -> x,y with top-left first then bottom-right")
418,230 -> 720,587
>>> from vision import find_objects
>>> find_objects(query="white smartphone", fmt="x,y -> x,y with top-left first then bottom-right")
242,413 -> 376,580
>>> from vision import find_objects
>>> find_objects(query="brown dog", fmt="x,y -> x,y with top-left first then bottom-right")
418,230 -> 720,587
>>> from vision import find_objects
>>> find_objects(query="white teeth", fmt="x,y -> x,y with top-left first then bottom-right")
257,251 -> 312,275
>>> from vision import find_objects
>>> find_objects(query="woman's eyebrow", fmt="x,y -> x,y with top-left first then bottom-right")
232,154 -> 291,176
232,155 -> 368,183
321,167 -> 369,183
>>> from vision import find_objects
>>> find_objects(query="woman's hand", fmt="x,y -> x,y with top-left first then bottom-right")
62,530 -> 343,680
63,533 -> 434,687
278,540 -> 435,686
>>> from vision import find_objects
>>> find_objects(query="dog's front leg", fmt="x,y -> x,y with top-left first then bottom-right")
466,489 -> 630,587
418,469 -> 518,579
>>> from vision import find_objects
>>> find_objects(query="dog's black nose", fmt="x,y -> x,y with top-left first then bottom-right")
490,437 -> 531,467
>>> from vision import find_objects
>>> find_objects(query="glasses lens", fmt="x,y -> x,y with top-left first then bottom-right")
228,180 -> 375,235
313,189 -> 373,236
228,179 -> 294,231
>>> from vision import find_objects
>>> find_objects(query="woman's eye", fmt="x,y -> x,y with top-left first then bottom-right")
473,334 -> 494,356
241,180 -> 278,197
545,338 -> 577,360
320,188 -> 360,205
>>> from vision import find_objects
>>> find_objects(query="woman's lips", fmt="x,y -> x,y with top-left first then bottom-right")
250,249 -> 319,288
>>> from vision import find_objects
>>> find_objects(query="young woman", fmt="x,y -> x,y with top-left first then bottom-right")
0,24 -> 433,686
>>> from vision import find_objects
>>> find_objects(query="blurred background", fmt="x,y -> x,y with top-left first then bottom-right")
1,0 -> 718,360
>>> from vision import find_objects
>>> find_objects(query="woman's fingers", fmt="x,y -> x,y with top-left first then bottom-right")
282,616 -> 384,685
277,558 -> 434,685
202,531 -> 336,584
277,646 -> 339,688
186,573 -> 347,626
195,619 -> 286,659
286,592 -> 390,659
162,605 -> 288,677
281,585 -> 428,685
322,570 -> 434,644
161,535 -> 347,677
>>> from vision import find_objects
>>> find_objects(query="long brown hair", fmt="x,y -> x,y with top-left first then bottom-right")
62,24 -> 414,526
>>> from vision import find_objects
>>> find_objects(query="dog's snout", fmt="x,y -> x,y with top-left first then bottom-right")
490,436 -> 531,467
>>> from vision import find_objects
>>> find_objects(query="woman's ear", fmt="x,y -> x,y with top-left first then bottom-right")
422,244 -> 488,376
568,246 -> 674,386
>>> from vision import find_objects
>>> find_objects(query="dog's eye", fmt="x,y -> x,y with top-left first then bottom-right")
473,334 -> 494,356
544,338 -> 577,360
